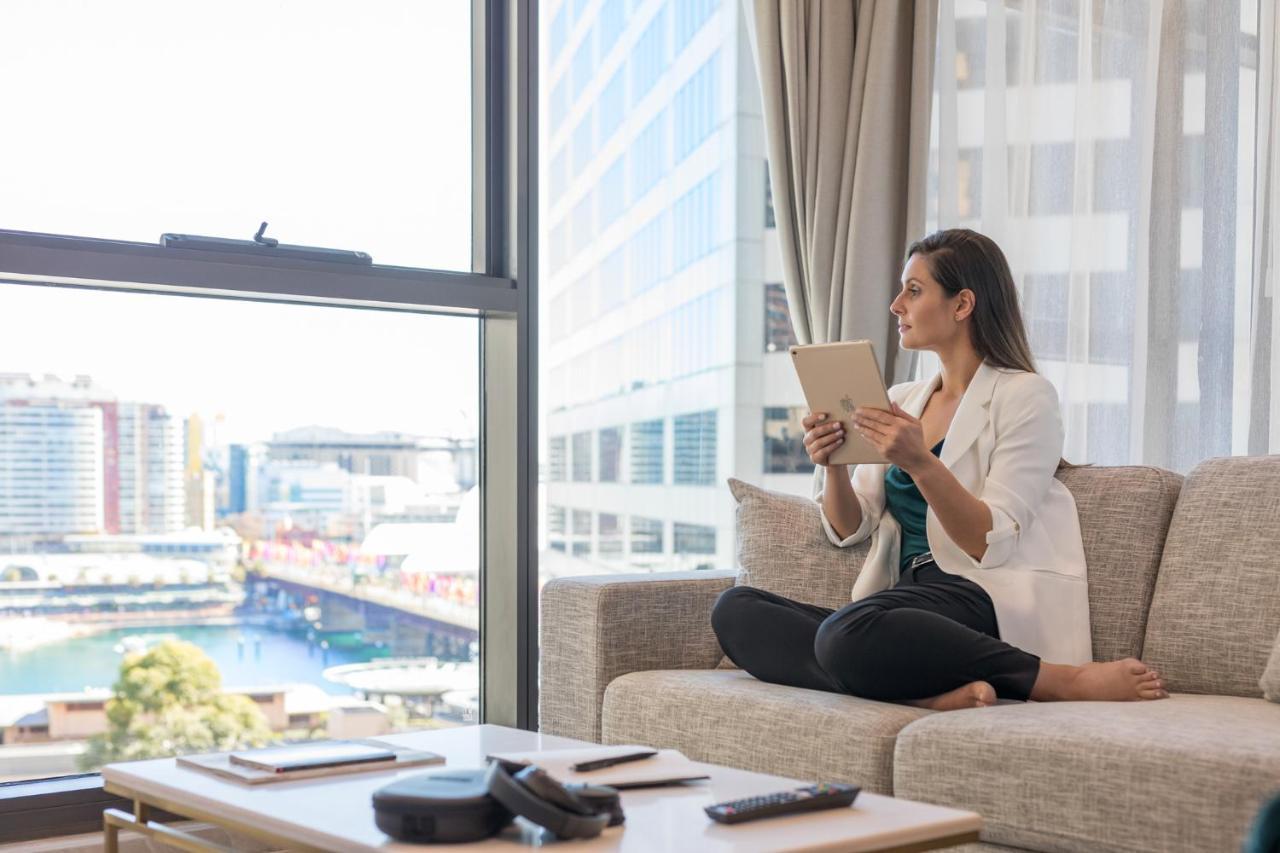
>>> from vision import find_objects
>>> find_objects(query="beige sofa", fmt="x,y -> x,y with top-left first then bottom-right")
540,456 -> 1280,851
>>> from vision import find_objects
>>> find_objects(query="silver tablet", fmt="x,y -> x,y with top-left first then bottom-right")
789,340 -> 893,465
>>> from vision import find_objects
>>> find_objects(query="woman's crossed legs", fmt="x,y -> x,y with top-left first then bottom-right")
711,570 -> 1166,708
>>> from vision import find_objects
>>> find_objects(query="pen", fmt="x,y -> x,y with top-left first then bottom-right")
571,750 -> 658,772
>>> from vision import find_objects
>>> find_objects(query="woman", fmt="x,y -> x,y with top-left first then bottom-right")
712,228 -> 1168,710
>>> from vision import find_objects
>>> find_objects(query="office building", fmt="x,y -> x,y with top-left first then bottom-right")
0,388 -> 104,538
540,0 -> 808,574
0,374 -> 185,537
267,426 -> 477,492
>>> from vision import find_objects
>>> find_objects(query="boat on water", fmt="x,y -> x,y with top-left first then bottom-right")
321,657 -> 478,699
112,632 -> 180,655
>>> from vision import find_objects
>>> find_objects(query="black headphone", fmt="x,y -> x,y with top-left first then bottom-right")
372,760 -> 624,844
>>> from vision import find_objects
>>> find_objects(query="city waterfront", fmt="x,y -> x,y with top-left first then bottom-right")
0,621 -> 400,694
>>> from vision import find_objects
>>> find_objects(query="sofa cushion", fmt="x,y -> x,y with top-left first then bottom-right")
728,478 -> 867,610
1262,630 -> 1280,702
894,695 -> 1280,852
1143,456 -> 1280,697
1055,465 -> 1182,662
600,669 -> 931,794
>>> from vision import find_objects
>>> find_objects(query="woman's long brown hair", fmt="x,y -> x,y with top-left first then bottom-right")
905,229 -> 1038,374
906,228 -> 1080,469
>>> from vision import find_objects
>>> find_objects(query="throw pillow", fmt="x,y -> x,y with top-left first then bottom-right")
721,478 -> 870,669
728,477 -> 867,610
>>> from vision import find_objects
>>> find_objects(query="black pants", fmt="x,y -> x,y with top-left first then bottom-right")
711,561 -> 1041,701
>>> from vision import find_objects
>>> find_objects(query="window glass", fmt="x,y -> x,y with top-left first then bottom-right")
629,420 -> 665,484
571,432 -> 592,482
672,522 -> 716,557
673,411 -> 717,486
764,407 -> 811,474
629,517 -> 664,555
675,0 -> 719,51
550,4 -> 569,59
598,0 -> 628,62
0,1 -> 472,271
0,285 -> 479,782
631,110 -> 669,203
764,282 -> 799,352
597,513 -> 623,559
630,7 -> 668,107
547,436 -> 568,481
598,69 -> 628,148
674,52 -> 720,163
598,427 -> 623,482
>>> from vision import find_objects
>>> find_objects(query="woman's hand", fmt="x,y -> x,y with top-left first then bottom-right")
801,411 -> 845,467
853,402 -> 932,474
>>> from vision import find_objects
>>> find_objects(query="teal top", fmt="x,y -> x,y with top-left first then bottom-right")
884,439 -> 945,574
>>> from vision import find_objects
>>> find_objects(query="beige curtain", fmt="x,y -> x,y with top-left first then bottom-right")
744,0 -> 938,385
1250,0 -> 1280,454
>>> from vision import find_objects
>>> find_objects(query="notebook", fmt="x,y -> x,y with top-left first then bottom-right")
177,739 -> 443,785
486,745 -> 709,789
229,741 -> 395,773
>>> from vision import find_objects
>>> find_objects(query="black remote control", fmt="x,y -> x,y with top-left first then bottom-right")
704,783 -> 860,824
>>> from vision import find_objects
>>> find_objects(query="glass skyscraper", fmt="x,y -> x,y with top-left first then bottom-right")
539,0 -> 811,578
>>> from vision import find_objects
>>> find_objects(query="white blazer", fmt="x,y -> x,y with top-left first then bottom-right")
814,361 -> 1093,665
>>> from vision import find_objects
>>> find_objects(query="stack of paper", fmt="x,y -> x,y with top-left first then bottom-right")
487,744 -> 708,789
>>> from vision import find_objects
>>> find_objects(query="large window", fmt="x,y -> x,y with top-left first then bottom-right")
2,0 -> 534,833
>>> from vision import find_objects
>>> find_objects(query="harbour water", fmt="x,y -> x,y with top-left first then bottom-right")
0,622 -> 396,695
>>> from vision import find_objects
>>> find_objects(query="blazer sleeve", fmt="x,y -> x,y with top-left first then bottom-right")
970,375 -> 1064,569
815,461 -> 884,547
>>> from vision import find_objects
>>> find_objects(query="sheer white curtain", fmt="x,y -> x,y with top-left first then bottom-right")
928,0 -> 1274,471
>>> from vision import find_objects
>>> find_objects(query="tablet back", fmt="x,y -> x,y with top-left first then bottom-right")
789,340 -> 892,466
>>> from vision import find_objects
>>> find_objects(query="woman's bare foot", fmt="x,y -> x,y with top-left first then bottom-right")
1032,658 -> 1169,702
908,680 -> 996,711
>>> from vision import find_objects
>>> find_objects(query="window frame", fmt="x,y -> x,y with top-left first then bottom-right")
0,0 -> 538,840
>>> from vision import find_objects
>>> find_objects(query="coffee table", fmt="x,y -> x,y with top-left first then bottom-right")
101,724 -> 980,851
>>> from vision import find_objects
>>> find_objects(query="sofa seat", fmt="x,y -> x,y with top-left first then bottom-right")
600,669 -> 933,794
893,695 -> 1280,852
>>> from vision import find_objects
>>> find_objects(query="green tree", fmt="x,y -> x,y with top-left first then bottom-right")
81,640 -> 272,769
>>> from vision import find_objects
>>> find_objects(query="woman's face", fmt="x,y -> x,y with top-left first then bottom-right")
890,254 -> 969,352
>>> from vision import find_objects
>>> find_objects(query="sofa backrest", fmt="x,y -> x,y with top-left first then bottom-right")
1142,455 -> 1280,697
1055,465 -> 1183,662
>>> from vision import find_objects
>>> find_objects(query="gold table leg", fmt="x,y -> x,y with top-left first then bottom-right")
103,805 -> 237,852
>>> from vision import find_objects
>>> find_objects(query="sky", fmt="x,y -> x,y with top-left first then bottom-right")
0,1 -> 478,444
0,285 -> 480,445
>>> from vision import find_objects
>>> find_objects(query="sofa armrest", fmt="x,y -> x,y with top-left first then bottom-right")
539,570 -> 735,743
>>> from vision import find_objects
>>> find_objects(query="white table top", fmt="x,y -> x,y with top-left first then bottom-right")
101,725 -> 981,852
